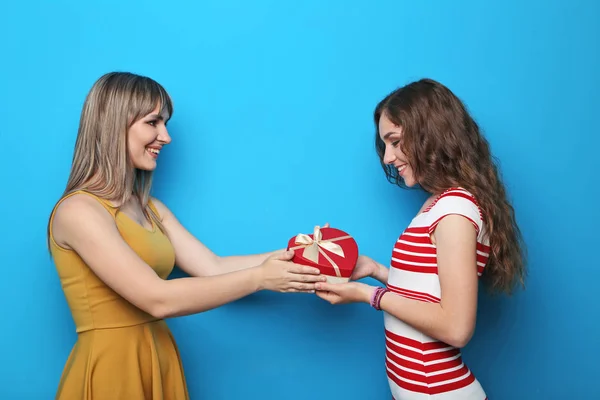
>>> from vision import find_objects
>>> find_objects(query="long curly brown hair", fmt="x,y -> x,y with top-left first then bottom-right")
374,78 -> 526,294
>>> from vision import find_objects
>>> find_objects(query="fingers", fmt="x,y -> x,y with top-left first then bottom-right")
271,250 -> 295,261
289,282 -> 318,292
314,282 -> 338,292
284,287 -> 316,294
288,263 -> 321,275
323,222 -> 330,228
296,273 -> 326,283
315,290 -> 339,303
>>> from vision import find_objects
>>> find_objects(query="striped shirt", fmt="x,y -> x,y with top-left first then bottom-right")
385,188 -> 490,400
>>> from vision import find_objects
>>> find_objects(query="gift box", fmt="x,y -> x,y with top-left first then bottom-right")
287,226 -> 358,283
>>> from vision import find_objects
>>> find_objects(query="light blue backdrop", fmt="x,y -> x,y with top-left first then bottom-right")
1,0 -> 598,399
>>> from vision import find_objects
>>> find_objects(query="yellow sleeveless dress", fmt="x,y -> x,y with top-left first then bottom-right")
49,190 -> 189,400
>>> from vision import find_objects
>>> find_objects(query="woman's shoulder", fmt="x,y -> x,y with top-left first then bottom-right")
51,191 -> 115,249
426,187 -> 485,235
148,197 -> 173,221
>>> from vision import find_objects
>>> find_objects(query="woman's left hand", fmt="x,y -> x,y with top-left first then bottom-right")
314,281 -> 374,305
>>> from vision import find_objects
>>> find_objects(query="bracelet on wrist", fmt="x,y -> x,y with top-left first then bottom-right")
370,287 -> 390,310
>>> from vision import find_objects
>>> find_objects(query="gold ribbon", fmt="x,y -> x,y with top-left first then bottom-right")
289,226 -> 352,277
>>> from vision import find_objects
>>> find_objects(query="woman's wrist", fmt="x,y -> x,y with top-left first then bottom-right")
369,286 -> 390,310
364,285 -> 376,304
373,263 -> 388,283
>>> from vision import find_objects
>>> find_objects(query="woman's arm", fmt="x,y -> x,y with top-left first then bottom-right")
52,195 -> 323,319
350,255 -> 389,284
151,198 -> 292,277
371,261 -> 389,284
316,214 -> 479,348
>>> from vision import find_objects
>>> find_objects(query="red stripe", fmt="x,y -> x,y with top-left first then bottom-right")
394,252 -> 437,264
385,339 -> 461,368
437,191 -> 478,206
394,242 -> 436,254
404,226 -> 430,234
387,362 -> 476,395
428,364 -> 471,384
476,253 -> 489,264
385,330 -> 451,351
422,188 -> 477,211
397,234 -> 434,246
386,357 -> 470,386
387,284 -> 440,303
391,260 -> 438,274
384,333 -> 460,363
385,349 -> 465,377
477,242 -> 490,252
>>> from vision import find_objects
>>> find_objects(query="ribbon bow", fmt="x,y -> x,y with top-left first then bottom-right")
290,226 -> 351,277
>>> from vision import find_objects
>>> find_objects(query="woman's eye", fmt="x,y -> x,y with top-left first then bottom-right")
147,120 -> 157,127
392,140 -> 400,147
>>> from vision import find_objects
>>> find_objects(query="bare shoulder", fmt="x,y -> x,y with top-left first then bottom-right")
431,214 -> 477,246
150,197 -> 174,221
52,193 -> 115,249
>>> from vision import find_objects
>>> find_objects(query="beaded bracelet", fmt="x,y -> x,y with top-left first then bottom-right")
370,287 -> 390,310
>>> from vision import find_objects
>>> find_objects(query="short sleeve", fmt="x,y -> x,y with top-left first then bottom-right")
426,189 -> 484,238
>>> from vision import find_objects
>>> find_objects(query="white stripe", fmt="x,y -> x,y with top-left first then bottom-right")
386,365 -> 473,389
397,239 -> 435,248
387,370 -> 486,400
477,250 -> 489,257
393,248 -> 437,258
425,346 -> 455,355
386,344 -> 461,366
387,366 -> 428,387
403,232 -> 429,237
429,370 -> 472,388
392,257 -> 437,267
385,336 -> 453,355
427,353 -> 461,366
387,358 -> 426,376
386,345 -> 425,365
386,270 -> 441,305
428,362 -> 465,377
386,356 -> 465,378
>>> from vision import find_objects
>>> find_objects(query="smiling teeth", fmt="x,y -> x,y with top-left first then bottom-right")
148,148 -> 160,154
398,165 -> 406,172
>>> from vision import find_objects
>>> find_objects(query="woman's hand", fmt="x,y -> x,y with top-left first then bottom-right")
350,255 -> 379,281
256,250 -> 326,293
314,281 -> 375,304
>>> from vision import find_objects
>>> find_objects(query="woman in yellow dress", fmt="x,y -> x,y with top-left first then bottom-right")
47,71 -> 325,399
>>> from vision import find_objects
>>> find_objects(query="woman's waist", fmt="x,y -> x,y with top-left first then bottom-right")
384,327 -> 464,370
69,302 -> 161,333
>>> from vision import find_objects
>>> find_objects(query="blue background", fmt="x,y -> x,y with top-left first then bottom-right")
1,0 -> 598,399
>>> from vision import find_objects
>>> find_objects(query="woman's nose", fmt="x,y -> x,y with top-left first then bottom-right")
383,145 -> 396,164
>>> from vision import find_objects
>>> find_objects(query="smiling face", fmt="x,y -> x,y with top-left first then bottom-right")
127,104 -> 171,171
378,112 -> 417,187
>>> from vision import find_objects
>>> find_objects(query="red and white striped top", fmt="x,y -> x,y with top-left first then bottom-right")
384,188 -> 490,400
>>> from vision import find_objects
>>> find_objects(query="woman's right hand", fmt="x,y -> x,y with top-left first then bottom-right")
350,255 -> 379,281
256,250 -> 326,293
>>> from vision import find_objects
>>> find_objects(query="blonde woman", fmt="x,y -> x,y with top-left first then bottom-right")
47,72 -> 325,399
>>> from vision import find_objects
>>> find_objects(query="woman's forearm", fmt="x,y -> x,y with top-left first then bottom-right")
379,292 -> 473,348
215,249 -> 284,275
154,267 -> 263,318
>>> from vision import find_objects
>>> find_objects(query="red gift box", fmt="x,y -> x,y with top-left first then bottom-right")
287,226 -> 358,283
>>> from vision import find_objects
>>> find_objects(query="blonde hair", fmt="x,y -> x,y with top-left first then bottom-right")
48,72 -> 173,246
